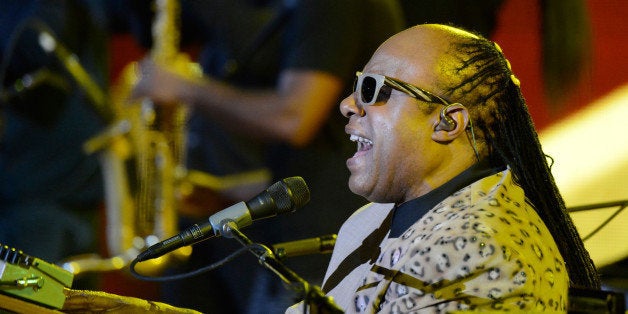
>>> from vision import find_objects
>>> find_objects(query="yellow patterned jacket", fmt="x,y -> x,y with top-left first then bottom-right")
320,168 -> 568,313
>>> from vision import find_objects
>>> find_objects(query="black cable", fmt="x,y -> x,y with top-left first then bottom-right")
129,245 -> 250,282
580,203 -> 627,242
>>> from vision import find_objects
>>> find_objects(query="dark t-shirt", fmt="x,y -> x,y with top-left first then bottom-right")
177,0 -> 404,262
180,0 -> 404,179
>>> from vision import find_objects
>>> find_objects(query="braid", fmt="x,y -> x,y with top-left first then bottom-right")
442,33 -> 600,289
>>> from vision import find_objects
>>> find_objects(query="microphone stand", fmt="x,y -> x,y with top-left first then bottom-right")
219,220 -> 343,314
566,199 -> 628,242
567,200 -> 628,213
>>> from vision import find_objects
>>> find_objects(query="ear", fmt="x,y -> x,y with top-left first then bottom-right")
431,103 -> 470,142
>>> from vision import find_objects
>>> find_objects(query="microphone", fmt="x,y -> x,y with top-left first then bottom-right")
135,176 -> 310,262
271,234 -> 336,259
35,25 -> 111,122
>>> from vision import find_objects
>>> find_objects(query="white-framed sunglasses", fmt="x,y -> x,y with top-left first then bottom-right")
354,71 -> 481,160
353,71 -> 450,109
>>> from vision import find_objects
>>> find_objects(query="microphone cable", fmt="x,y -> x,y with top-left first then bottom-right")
129,244 -> 256,282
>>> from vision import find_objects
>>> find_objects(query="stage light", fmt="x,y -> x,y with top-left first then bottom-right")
540,83 -> 628,267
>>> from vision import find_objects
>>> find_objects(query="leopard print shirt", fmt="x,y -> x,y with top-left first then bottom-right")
322,168 -> 568,313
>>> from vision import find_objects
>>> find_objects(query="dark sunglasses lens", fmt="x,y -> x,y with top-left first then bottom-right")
361,76 -> 377,104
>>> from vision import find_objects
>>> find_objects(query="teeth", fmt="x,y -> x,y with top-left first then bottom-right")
350,134 -> 373,152
350,134 -> 373,145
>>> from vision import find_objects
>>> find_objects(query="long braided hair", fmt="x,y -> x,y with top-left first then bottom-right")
438,27 -> 600,289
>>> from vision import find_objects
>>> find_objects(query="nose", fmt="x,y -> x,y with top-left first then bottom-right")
340,94 -> 364,118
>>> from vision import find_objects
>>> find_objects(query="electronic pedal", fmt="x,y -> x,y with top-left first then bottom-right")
0,243 -> 73,309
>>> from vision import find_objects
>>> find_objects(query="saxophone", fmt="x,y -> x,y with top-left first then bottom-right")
61,0 -> 198,275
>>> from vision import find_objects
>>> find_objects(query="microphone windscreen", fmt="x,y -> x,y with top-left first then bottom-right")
282,176 -> 310,211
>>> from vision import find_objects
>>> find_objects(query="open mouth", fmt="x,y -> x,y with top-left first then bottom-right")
350,134 -> 373,153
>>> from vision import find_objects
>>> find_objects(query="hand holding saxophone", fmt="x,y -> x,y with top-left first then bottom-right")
131,58 -> 203,106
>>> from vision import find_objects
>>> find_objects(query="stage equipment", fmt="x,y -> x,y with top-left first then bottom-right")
0,243 -> 73,310
135,177 -> 309,262
221,220 -> 342,313
272,234 -> 336,260
128,177 -> 340,313
568,287 -> 626,314
129,176 -> 339,313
